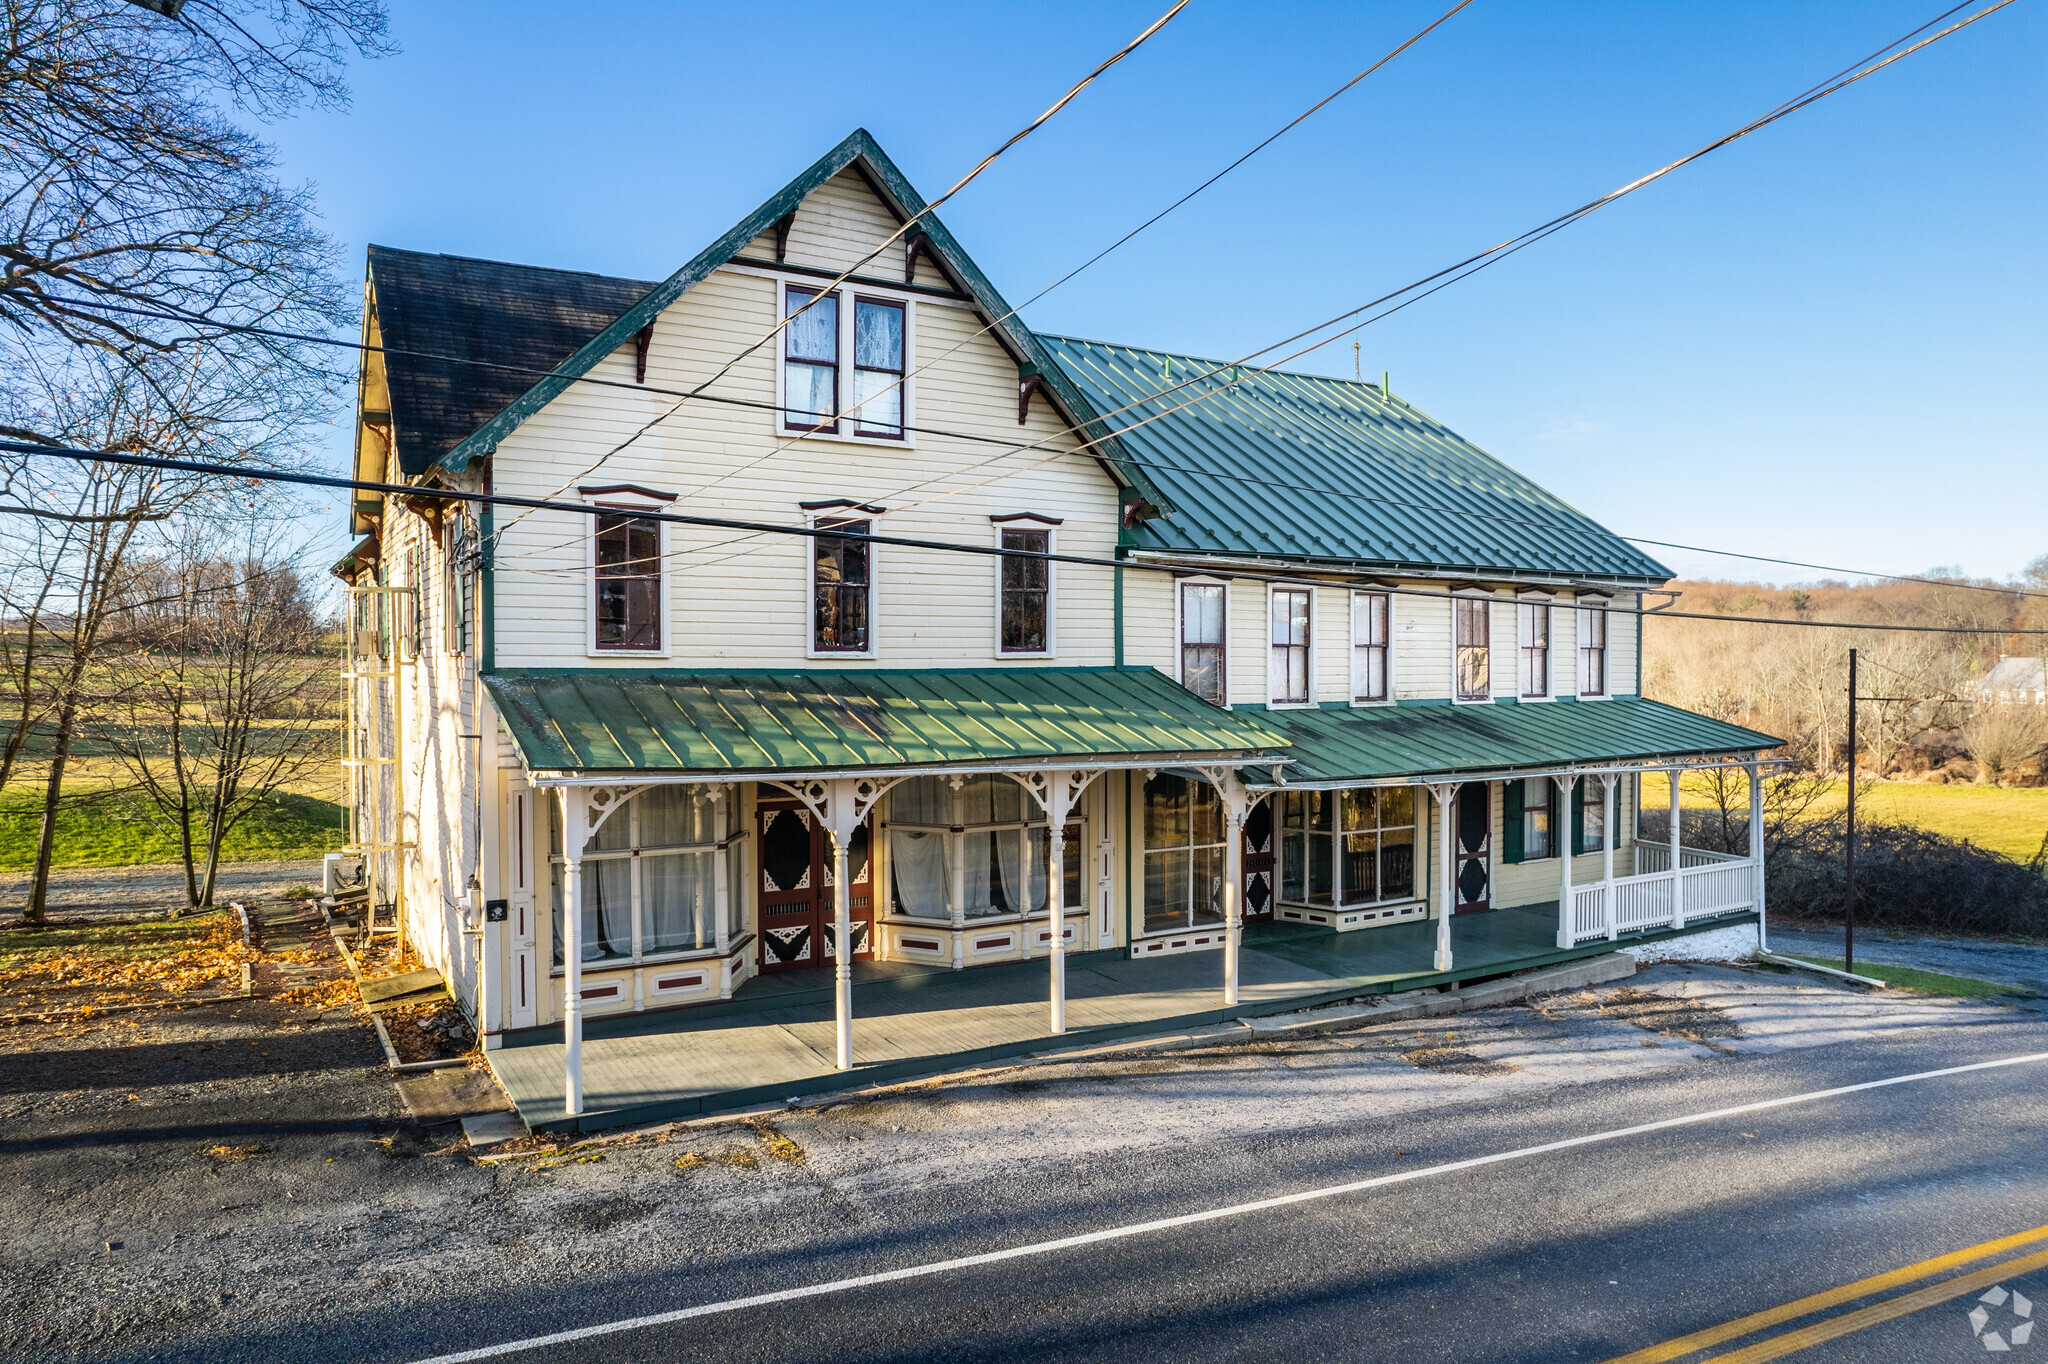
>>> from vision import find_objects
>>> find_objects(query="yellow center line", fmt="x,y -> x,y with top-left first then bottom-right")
1702,1245 -> 2048,1364
1603,1222 -> 2048,1363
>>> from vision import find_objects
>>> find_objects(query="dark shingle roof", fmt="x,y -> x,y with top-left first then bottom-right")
1040,335 -> 1672,585
367,246 -> 655,476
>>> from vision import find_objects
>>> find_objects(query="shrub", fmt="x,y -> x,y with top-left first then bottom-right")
1770,818 -> 2048,938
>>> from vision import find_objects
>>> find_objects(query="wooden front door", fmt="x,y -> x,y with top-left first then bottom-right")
756,801 -> 875,973
1242,796 -> 1275,921
1454,783 -> 1492,914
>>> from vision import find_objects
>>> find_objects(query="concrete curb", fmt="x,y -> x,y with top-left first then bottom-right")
1245,952 -> 1641,1039
1759,951 -> 1889,990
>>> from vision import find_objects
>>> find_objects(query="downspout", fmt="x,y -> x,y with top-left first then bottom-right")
1113,550 -> 1125,668
480,466 -> 496,675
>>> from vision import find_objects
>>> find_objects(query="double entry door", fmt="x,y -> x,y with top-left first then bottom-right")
756,801 -> 874,973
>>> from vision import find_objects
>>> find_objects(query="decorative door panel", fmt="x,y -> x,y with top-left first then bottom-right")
1454,783 -> 1492,914
756,802 -> 874,973
1242,796 -> 1275,921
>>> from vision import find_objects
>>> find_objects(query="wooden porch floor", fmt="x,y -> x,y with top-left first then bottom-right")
489,906 -> 1695,1133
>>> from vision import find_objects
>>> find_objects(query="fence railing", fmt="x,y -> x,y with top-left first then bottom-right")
1565,851 -> 1757,945
1635,842 -> 1746,875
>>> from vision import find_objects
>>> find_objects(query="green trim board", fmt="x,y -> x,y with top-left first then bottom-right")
1240,696 -> 1781,787
427,130 -> 1171,516
1039,335 -> 1672,584
483,666 -> 1289,775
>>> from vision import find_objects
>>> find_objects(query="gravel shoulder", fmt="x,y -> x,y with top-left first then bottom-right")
0,859 -> 327,923
1,960 -> 2035,1363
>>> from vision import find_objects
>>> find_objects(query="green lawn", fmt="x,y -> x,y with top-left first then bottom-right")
1776,954 -> 2021,999
1645,772 -> 2048,863
0,788 -> 345,871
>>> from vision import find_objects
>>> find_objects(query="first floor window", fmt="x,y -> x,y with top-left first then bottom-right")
1505,776 -> 1555,862
1279,787 -> 1416,907
1578,777 -> 1608,854
784,286 -> 838,431
1352,590 -> 1389,701
887,775 -> 1074,921
1519,601 -> 1550,698
1456,596 -> 1490,701
1143,773 -> 1224,934
1579,601 -> 1609,695
999,527 -> 1050,652
812,517 -> 871,652
1181,581 -> 1226,704
550,787 -> 723,965
1271,588 -> 1311,704
594,509 -> 660,650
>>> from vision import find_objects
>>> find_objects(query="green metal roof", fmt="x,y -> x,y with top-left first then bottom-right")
483,667 -> 1288,776
1244,697 -> 1780,787
430,132 -> 1169,513
1038,336 -> 1672,585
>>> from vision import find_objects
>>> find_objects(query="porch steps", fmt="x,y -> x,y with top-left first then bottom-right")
1245,952 -> 1638,1039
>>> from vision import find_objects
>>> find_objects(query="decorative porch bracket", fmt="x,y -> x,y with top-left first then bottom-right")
1425,783 -> 1459,974
1189,766 -> 1254,1008
1011,768 -> 1105,1033
556,782 -> 655,1118
781,776 -> 907,1071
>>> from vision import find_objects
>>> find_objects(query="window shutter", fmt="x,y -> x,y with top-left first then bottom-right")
1503,780 -> 1524,864
1571,777 -> 1585,854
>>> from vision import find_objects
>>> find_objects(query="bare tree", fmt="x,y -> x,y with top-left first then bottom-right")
96,514 -> 333,909
1961,703 -> 2048,787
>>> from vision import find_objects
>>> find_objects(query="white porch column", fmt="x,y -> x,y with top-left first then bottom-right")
1601,773 -> 1618,942
1193,767 -> 1253,1008
948,777 -> 967,970
1748,759 -> 1767,952
556,788 -> 586,1118
1668,766 -> 1685,930
1553,774 -> 1575,950
1429,783 -> 1458,973
1012,769 -> 1102,1034
789,777 -> 900,1071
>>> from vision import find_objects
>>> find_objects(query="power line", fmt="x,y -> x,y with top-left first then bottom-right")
7,437 -> 2046,639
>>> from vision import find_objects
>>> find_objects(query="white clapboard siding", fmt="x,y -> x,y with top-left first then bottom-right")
1395,588 -> 1451,700
1611,592 -> 1640,694
1553,593 -> 1578,698
486,188 -> 1124,671
1316,587 -> 1348,705
780,169 -> 913,278
1123,569 -> 1176,679
1228,578 -> 1267,706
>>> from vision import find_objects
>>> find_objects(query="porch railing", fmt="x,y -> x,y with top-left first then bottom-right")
1635,843 -> 1745,874
1566,852 -> 1757,945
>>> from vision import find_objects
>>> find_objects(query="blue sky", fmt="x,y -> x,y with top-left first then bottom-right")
273,0 -> 2045,583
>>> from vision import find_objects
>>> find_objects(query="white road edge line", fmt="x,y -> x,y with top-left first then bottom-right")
409,1049 -> 2048,1364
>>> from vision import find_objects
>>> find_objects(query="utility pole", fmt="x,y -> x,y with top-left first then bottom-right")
1845,648 -> 1857,977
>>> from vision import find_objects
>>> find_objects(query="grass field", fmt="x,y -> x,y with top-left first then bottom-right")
1775,955 -> 2022,999
1645,772 -> 2048,863
0,762 -> 345,871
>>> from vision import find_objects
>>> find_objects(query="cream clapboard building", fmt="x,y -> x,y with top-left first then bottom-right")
337,131 -> 1779,1125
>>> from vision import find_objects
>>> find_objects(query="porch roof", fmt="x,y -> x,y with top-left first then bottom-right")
483,666 -> 1289,777
1242,696 -> 1781,788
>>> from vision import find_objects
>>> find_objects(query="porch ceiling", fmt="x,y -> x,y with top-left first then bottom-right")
483,666 -> 1290,776
1243,696 -> 1781,788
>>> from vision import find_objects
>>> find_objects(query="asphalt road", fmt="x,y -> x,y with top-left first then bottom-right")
16,970 -> 2045,1364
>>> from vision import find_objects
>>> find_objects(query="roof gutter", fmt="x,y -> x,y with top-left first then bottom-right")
1123,549 -> 1667,594
1245,752 -> 1787,793
524,751 -> 1295,788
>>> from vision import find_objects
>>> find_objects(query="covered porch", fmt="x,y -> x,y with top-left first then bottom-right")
489,905 -> 1718,1132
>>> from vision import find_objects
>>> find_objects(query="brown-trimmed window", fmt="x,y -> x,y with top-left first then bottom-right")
1455,596 -> 1490,701
784,286 -> 838,432
999,528 -> 1049,653
594,510 -> 660,651
1579,600 -> 1609,695
1352,591 -> 1389,702
812,518 -> 871,653
1518,601 -> 1550,698
1180,582 -> 1225,705
1270,588 -> 1311,705
852,298 -> 905,437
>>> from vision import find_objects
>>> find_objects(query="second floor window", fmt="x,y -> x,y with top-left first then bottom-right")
1181,582 -> 1225,705
1579,600 -> 1609,695
1271,588 -> 1310,705
1352,591 -> 1389,702
594,509 -> 660,651
812,518 -> 871,653
444,516 -> 472,654
1518,601 -> 1550,698
1455,596 -> 1490,701
783,286 -> 838,431
999,528 -> 1049,653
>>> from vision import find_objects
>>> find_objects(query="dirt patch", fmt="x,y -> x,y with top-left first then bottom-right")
751,1124 -> 805,1164
559,1196 -> 656,1233
380,1003 -> 474,1064
1402,1047 -> 1518,1076
1598,985 -> 1743,1047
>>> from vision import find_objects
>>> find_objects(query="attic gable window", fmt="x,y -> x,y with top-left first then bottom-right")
781,284 -> 912,440
853,299 -> 904,437
784,286 -> 838,431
